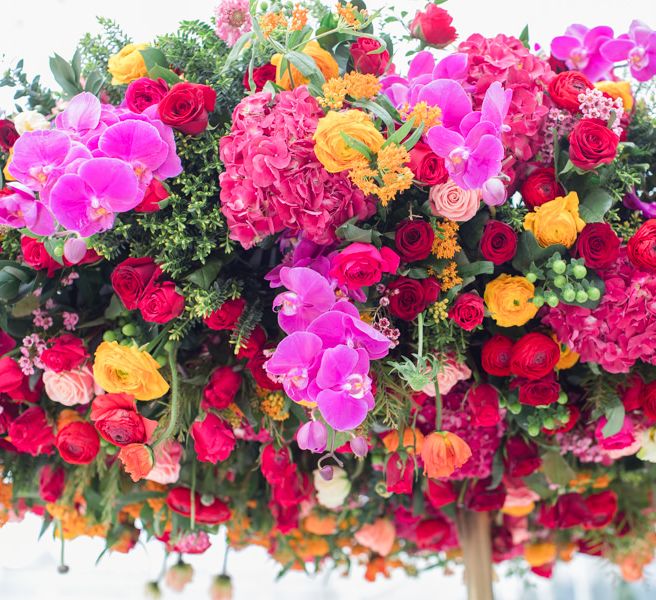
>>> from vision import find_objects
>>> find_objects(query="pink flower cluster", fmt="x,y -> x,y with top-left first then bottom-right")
544,249 -> 656,373
457,33 -> 554,161
219,87 -> 374,249
537,107 -> 575,164
578,88 -> 624,137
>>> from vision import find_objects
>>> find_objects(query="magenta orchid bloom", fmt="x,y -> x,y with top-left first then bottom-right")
601,20 -> 656,82
551,25 -> 615,81
0,182 -> 55,235
55,92 -> 103,137
272,267 -> 336,333
49,157 -> 140,237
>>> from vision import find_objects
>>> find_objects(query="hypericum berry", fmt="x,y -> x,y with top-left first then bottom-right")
554,275 -> 567,289
557,391 -> 568,405
575,290 -> 588,303
546,293 -> 560,308
572,264 -> 587,279
552,259 -> 567,274
533,295 -> 545,308
562,288 -> 576,303
526,272 -> 538,283
587,287 -> 601,301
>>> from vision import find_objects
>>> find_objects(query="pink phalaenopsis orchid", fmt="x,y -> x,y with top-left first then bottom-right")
0,182 -> 55,235
551,25 -> 615,81
601,20 -> 656,82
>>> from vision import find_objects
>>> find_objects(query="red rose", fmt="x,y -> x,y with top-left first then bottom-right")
125,77 -> 169,113
38,465 -> 65,503
643,381 -> 656,421
21,236 -> 61,277
134,179 -> 169,213
408,141 -> 448,186
90,393 -> 158,446
385,452 -> 414,495
0,329 -> 16,356
503,436 -> 541,477
243,63 -> 277,92
425,480 -> 457,509
247,350 -> 282,391
0,119 -> 19,152
7,406 -> 55,456
260,444 -> 291,485
583,490 -> 618,530
516,374 -> 560,406
40,335 -> 88,373
395,220 -> 434,263
166,487 -> 231,525
111,257 -> 161,310
191,413 -> 236,463
202,366 -> 242,410
350,38 -> 390,76
548,71 -> 593,112
236,325 -> 266,360
539,493 -> 590,529
621,374 -> 644,412
410,4 -> 457,48
203,298 -> 245,330
627,219 -> 656,272
568,118 -> 619,170
330,243 -> 400,289
415,516 -> 450,549
575,222 -> 620,269
158,82 -> 217,136
56,420 -> 100,465
480,220 -> 518,265
138,280 -> 185,323
387,276 -> 440,321
509,332 -> 560,380
519,168 -> 564,210
0,356 -> 25,394
448,292 -> 484,331
481,335 -> 514,377
466,478 -> 506,512
467,383 -> 501,427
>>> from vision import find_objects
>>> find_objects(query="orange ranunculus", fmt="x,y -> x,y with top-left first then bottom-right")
271,41 -> 339,90
118,443 -> 155,482
552,334 -> 580,370
93,341 -> 169,400
303,513 -> 338,536
354,518 -> 396,557
484,274 -> 538,327
420,431 -> 472,479
524,542 -> 557,567
382,428 -> 425,455
523,191 -> 585,248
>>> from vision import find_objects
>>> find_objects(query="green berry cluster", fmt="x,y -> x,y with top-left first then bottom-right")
501,392 -> 570,436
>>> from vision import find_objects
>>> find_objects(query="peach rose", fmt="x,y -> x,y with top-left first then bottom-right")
429,179 -> 481,222
422,355 -> 472,396
146,440 -> 183,485
43,365 -> 96,406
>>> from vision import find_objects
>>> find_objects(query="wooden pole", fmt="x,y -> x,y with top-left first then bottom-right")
456,509 -> 494,600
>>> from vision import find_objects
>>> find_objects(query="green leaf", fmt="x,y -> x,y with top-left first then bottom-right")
602,402 -> 625,438
139,47 -> 169,71
49,53 -> 82,97
457,260 -> 495,279
351,99 -> 395,136
43,238 -> 64,265
104,294 -> 125,320
512,232 -> 567,272
0,269 -> 22,301
402,122 -> 425,151
222,30 -> 253,72
335,221 -> 374,243
340,132 -> 374,161
186,260 -> 223,289
519,25 -> 530,49
541,450 -> 575,486
84,70 -> 106,96
148,65 -> 182,85
579,188 -> 614,223
286,50 -> 326,88
384,115 -> 416,147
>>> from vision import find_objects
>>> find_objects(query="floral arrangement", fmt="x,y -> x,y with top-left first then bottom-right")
1,2 -> 656,597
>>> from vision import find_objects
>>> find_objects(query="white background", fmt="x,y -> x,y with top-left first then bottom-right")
2,1 -> 656,598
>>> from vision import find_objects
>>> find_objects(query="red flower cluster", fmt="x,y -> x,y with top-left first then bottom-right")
538,491 -> 618,530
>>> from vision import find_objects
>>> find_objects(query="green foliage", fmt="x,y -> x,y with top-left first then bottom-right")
0,60 -> 57,113
77,17 -> 131,76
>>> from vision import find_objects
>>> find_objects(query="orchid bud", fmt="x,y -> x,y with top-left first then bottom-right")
319,465 -> 334,481
63,237 -> 88,264
350,435 -> 368,458
481,177 -> 507,207
297,421 -> 327,453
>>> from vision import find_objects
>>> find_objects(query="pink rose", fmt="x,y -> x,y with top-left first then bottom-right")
42,366 -> 96,406
429,180 -> 481,222
146,439 -> 183,485
595,415 -> 638,455
422,355 -> 472,396
330,243 -> 400,290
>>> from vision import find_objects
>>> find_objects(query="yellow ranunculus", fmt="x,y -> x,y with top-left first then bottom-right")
524,542 -> 557,567
553,334 -> 580,370
108,43 -> 149,85
523,191 -> 585,248
595,80 -> 633,112
271,41 -> 339,90
313,110 -> 384,173
484,274 -> 538,327
3,147 -> 15,182
93,341 -> 169,400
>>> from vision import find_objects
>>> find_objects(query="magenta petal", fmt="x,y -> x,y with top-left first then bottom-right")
464,134 -> 504,189
550,35 -> 580,60
266,332 -> 323,375
8,130 -> 71,190
56,92 -> 101,132
316,389 -> 369,431
426,126 -> 464,157
28,203 -> 56,236
78,158 -> 140,212
433,53 -> 469,80
480,82 -> 512,131
417,80 -> 472,130
49,173 -> 101,236
584,26 -> 614,51
98,120 -> 168,171
408,51 -> 435,79
600,38 -> 635,62
316,345 -> 359,390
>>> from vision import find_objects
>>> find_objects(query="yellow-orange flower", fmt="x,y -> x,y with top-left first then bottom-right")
382,428 -> 424,454
524,542 -> 557,567
553,334 -> 580,370
107,43 -> 149,85
303,513 -> 338,535
524,191 -> 585,248
595,80 -> 633,111
484,274 -> 538,327
313,109 -> 384,173
420,431 -> 472,479
93,341 -> 169,400
118,443 -> 155,482
271,41 -> 339,90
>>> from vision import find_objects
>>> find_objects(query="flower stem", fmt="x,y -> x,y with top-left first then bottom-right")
434,371 -> 443,431
417,311 -> 424,361
190,459 -> 197,531
154,344 -> 180,447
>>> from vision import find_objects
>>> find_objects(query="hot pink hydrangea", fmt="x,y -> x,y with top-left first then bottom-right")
219,87 -> 375,249
457,33 -> 554,161
544,249 -> 656,373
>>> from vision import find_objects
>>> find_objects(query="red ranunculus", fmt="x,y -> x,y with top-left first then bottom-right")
621,374 -> 644,412
350,37 -> 390,75
166,487 -> 231,525
568,118 -> 619,170
627,219 -> 656,272
408,141 -> 448,186
40,335 -> 88,373
90,393 -> 158,446
7,406 -> 55,456
503,436 -> 541,477
509,332 -> 560,380
125,77 -> 169,113
330,243 -> 400,289
415,516 -> 450,549
466,478 -> 506,512
425,480 -> 457,509
481,335 -> 514,377
448,292 -> 484,331
516,374 -> 560,406
387,276 -> 440,321
191,413 -> 236,463
0,356 -> 25,395
260,444 -> 291,485
202,366 -> 242,411
242,63 -> 277,92
548,71 -> 593,112
138,280 -> 185,323
56,420 -> 100,465
519,168 -> 564,210
385,452 -> 414,495
111,257 -> 161,310
21,236 -> 61,277
395,219 -> 434,263
575,222 -> 620,269
0,119 -> 19,151
467,383 -> 501,427
158,82 -> 217,136
538,493 -> 590,529
480,220 -> 518,265
236,325 -> 266,360
134,179 -> 169,212
583,490 -> 618,530
643,381 -> 656,421
38,465 -> 65,503
203,298 -> 245,331
410,4 -> 457,48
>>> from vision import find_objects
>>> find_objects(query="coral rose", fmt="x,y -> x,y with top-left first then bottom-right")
107,43 -> 149,85
484,274 -> 538,327
429,180 -> 481,222
272,41 -> 339,90
354,519 -> 396,557
421,431 -> 472,479
524,191 -> 585,248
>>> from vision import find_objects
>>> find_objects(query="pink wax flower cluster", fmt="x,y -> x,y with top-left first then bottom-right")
544,249 -> 656,373
2,92 -> 181,239
219,87 -> 374,249
265,266 -> 392,433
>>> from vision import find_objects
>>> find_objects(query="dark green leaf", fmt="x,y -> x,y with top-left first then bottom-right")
512,232 -> 567,272
541,450 -> 575,486
602,402 -> 625,438
148,65 -> 182,85
139,47 -> 169,71
186,260 -> 223,289
579,187 -> 614,223
519,25 -> 530,48
286,50 -> 326,88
